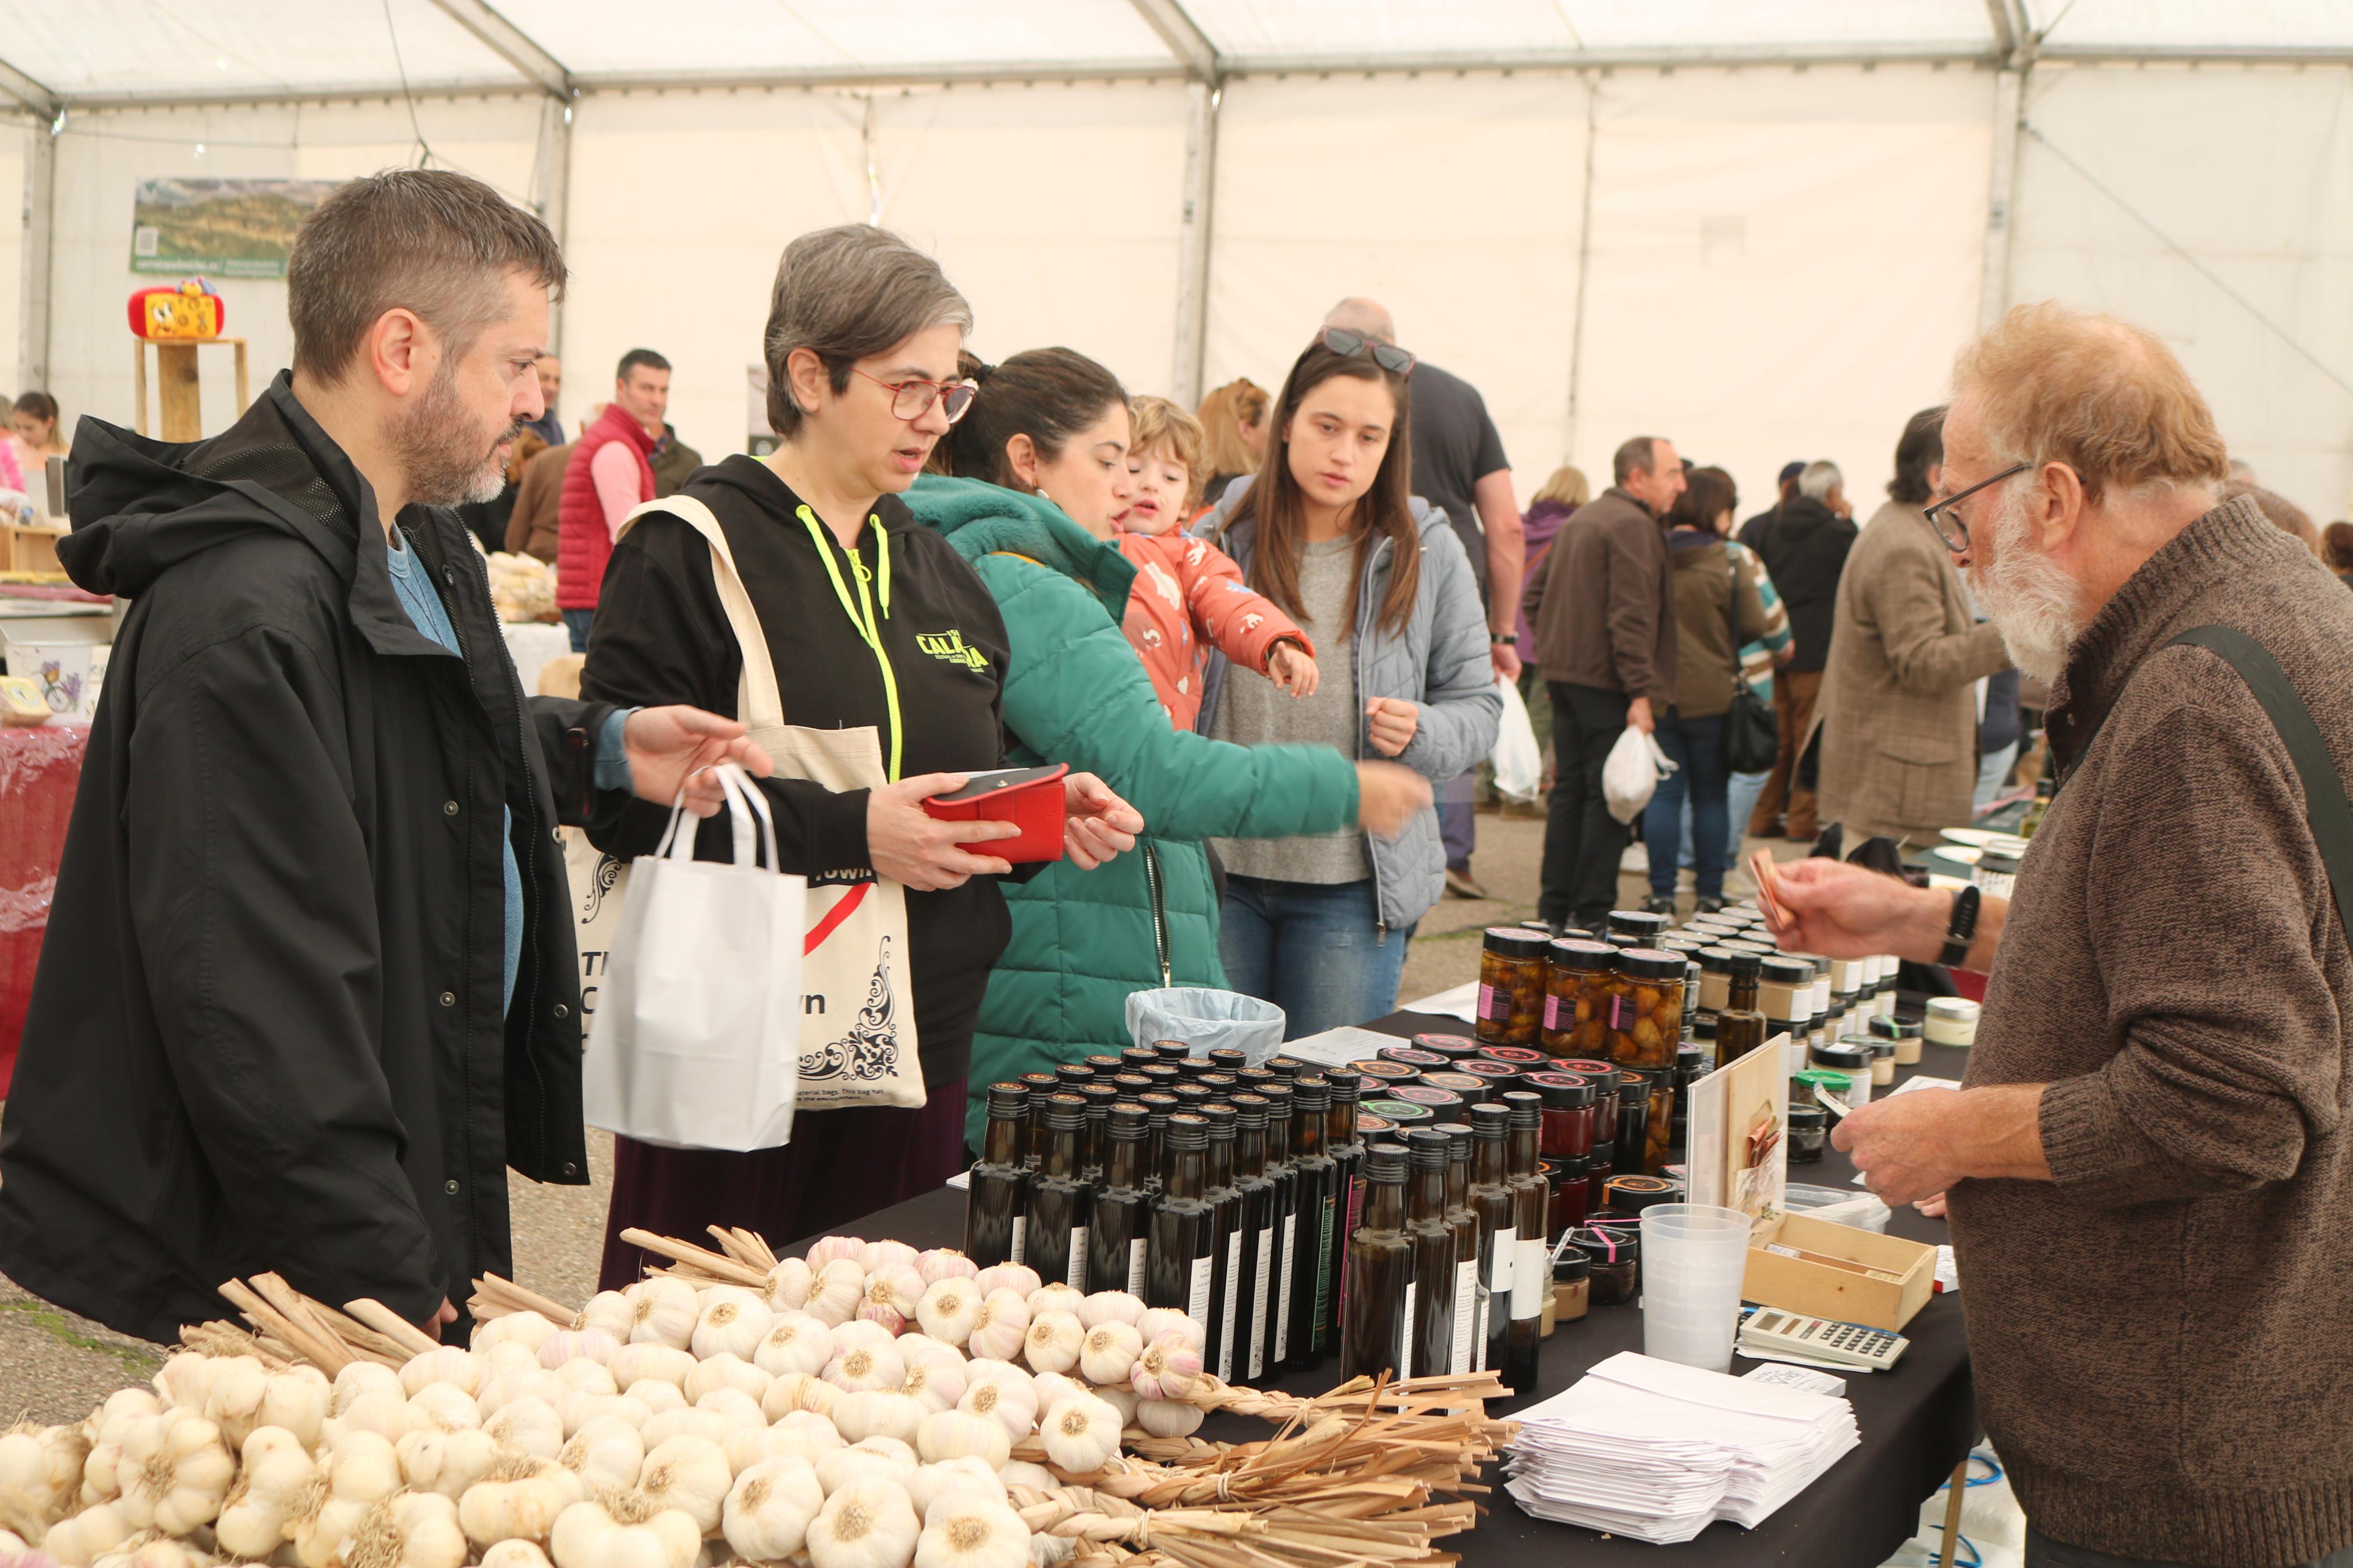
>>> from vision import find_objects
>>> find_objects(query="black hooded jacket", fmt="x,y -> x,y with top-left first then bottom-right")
0,374 -> 615,1343
1752,493 -> 1858,672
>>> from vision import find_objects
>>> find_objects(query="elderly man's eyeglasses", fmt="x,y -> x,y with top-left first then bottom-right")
1923,462 -> 2029,551
853,368 -> 978,425
1318,327 -> 1417,377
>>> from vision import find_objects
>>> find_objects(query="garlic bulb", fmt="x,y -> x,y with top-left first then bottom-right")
764,1258 -> 815,1313
555,1416 -> 645,1491
1027,1373 -> 1084,1417
996,1462 -> 1054,1494
682,1353 -> 771,1407
863,1240 -> 921,1277
553,1359 -> 619,1399
694,1387 -> 768,1432
606,1345 -> 698,1392
482,1395 -> 566,1459
200,1354 -> 271,1449
832,1392 -> 924,1447
904,1457 -> 1004,1523
761,1373 -> 838,1423
624,1279 -> 701,1351
115,1406 -> 235,1534
831,1318 -> 897,1356
754,1314 -> 837,1379
152,1354 -> 221,1413
1027,1286 -> 1086,1327
815,1439 -> 917,1497
396,1426 -> 501,1501
1038,1398 -> 1120,1475
331,1361 -> 404,1416
1029,1529 -> 1076,1567
216,1424 -> 318,1559
79,1440 -> 123,1511
691,1296 -> 776,1364
473,1311 -> 560,1356
824,1343 -> 907,1396
858,1266 -> 923,1333
971,1266 -> 1040,1301
538,1330 -> 621,1371
481,1539 -> 556,1568
914,1281 -> 979,1349
561,1393 -> 651,1439
914,1412 -> 1009,1472
293,1431 -> 404,1568
1133,1399 -> 1204,1439
917,1250 -> 978,1287
807,1476 -> 920,1568
338,1488 -> 469,1568
476,1367 -> 569,1420
1076,1292 -> 1145,1331
0,1421 -> 91,1536
895,1335 -> 961,1374
637,1409 -> 731,1451
407,1384 -> 484,1434
259,1367 -> 333,1450
954,1372 -> 1038,1445
635,1434 -> 731,1534
576,1292 -> 636,1342
722,1455 -> 824,1564
1127,1334 -> 1203,1401
804,1260 -> 867,1329
1021,1313 -> 1084,1377
1087,1385 -> 1135,1428
547,1492 -> 701,1568
1135,1309 -> 1204,1351
484,1342 -> 544,1376
806,1236 -> 867,1268
757,1410 -> 844,1466
963,1293 -> 1030,1365
457,1451 -> 587,1547
898,1357 -> 966,1416
42,1502 -> 132,1568
914,1497 -> 1030,1568
400,1347 -> 485,1399
621,1381 -> 686,1417
85,1388 -> 163,1449
1075,1322 -> 1141,1388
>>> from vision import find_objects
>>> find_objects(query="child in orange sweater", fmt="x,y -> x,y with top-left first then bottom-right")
1115,396 -> 1317,728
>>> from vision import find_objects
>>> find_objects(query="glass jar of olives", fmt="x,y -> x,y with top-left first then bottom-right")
1609,949 -> 1687,1069
1542,940 -> 1619,1058
1477,927 -> 1551,1047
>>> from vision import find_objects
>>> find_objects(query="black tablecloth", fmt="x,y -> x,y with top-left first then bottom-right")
808,1013 -> 1982,1568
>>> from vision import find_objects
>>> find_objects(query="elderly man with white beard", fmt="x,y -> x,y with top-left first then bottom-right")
1762,303 -> 2353,1568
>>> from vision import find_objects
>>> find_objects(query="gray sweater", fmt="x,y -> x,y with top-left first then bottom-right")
1952,496 -> 2353,1565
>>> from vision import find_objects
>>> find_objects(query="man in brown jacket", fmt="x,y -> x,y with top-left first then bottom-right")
504,434 -> 572,562
1768,303 -> 2353,1568
1815,406 -> 2012,844
1524,435 -> 1683,929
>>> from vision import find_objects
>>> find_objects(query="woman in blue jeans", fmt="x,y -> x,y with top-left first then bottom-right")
1646,468 -> 1770,914
1191,331 -> 1500,1036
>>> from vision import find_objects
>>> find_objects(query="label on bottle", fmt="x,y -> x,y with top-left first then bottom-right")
1067,1227 -> 1088,1292
1398,1279 -> 1417,1381
1273,1213 -> 1296,1361
1478,982 -> 1499,1020
1009,1216 -> 1027,1266
1543,992 -> 1561,1031
1489,1224 -> 1516,1300
1450,1258 -> 1477,1375
1187,1254 -> 1214,1325
1472,1282 -> 1490,1373
1218,1229 -> 1243,1382
1512,1236 -> 1545,1320
1127,1237 -> 1148,1294
1312,1194 -> 1337,1346
1248,1225 -> 1274,1379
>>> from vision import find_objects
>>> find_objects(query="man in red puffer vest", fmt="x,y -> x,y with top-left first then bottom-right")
556,348 -> 668,650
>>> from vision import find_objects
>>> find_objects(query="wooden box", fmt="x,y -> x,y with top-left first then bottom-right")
1742,1211 -> 1937,1331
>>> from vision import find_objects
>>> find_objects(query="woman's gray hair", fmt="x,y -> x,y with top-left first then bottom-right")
764,225 -> 972,438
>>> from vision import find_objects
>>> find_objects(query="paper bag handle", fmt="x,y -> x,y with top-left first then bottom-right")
653,761 -> 780,872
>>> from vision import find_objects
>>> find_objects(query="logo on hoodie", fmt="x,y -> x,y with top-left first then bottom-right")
917,630 -> 989,670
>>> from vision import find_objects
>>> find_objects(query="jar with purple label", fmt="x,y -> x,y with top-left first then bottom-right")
1476,927 -> 1550,1046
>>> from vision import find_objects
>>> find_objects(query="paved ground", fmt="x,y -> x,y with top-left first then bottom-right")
0,806 -> 1797,1424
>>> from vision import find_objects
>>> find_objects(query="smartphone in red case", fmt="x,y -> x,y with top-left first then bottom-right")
921,763 -> 1070,863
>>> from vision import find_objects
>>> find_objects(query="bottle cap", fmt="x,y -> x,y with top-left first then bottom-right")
1761,956 -> 1816,986
1292,1076 -> 1330,1111
1406,1126 -> 1451,1168
1107,1103 -> 1148,1139
1163,1112 -> 1209,1150
1208,1048 -> 1249,1071
1082,1054 -> 1124,1073
1201,1102 -> 1236,1136
1266,1059 -> 1301,1082
1152,1040 -> 1193,1060
1227,1092 -> 1269,1129
1365,1143 -> 1408,1182
1437,1122 -> 1473,1162
1176,1057 -> 1215,1080
1727,950 -> 1765,977
1326,1074 -> 1362,1108
1053,1063 -> 1094,1088
985,1082 -> 1030,1118
1044,1093 -> 1086,1130
1501,1089 -> 1543,1129
1120,1047 -> 1159,1069
1470,1102 -> 1510,1136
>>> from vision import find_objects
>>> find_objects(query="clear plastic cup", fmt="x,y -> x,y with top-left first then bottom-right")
1639,1203 -> 1754,1371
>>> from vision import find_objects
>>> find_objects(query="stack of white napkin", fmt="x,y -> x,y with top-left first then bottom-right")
1504,1351 -> 1859,1544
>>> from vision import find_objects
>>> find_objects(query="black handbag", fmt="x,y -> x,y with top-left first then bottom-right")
1720,547 -> 1778,773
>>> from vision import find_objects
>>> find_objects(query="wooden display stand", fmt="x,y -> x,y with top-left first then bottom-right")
2,523 -> 69,574
132,336 -> 250,441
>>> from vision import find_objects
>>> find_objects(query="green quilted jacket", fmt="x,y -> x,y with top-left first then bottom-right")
901,476 -> 1361,1144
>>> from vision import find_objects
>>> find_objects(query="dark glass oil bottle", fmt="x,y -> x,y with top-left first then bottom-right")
1715,952 -> 1767,1069
1146,1113 -> 1217,1322
1437,1122 -> 1481,1375
1077,1082 -> 1117,1186
1502,1090 -> 1547,1395
1024,1093 -> 1094,1290
1320,1076 -> 1366,1354
1341,1143 -> 1412,1380
1200,1103 -> 1243,1382
1017,1071 -> 1059,1170
965,1081 -> 1031,1268
1259,1083 -> 1300,1369
1466,1103 -> 1517,1376
1284,1078 -> 1336,1369
1226,1093 -> 1278,1382
1403,1128 -> 1458,1383
1139,1091 -> 1179,1200
1087,1102 -> 1154,1296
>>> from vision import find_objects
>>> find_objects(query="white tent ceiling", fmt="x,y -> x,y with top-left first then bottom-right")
4,0 -> 2352,110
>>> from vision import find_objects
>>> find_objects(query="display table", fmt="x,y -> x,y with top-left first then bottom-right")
801,1012 -> 1979,1568
0,721 -> 90,1097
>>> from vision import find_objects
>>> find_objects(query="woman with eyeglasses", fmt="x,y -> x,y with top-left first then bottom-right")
580,226 -> 1140,1274
1194,329 -> 1502,1037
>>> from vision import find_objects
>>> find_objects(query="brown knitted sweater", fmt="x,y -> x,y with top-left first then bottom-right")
1953,496 -> 2353,1566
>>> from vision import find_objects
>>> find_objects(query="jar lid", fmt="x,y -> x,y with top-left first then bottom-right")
1389,1083 -> 1465,1109
1356,1111 -> 1397,1136
1569,1225 -> 1641,1264
1378,1046 -> 1448,1067
1477,1044 -> 1550,1065
1455,1059 -> 1522,1083
1556,926 -> 1596,941
1688,1014 -> 1719,1041
1619,947 -> 1687,982
1607,909 -> 1671,937
1546,938 -> 1617,972
1675,1043 -> 1708,1073
1557,1058 -> 1617,1078
1555,1250 -> 1591,1282
1697,945 -> 1737,972
1786,1104 -> 1828,1130
1810,1042 -> 1872,1071
1868,1015 -> 1924,1040
1421,1071 -> 1486,1093
1658,935 -> 1706,954
1361,1098 -> 1433,1123
1926,997 -> 1982,1023
1523,1070 -> 1596,1108
1793,1069 -> 1849,1090
1553,1152 -> 1591,1176
1614,1068 -> 1655,1099
1410,1033 -> 1481,1058
1482,926 -> 1552,959
1358,1060 -> 1422,1085
1871,1039 -> 1897,1059
1760,956 -> 1816,985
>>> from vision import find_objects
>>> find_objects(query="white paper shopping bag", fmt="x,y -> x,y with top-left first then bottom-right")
583,763 -> 804,1151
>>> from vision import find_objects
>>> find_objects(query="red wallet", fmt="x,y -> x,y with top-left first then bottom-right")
921,764 -> 1070,863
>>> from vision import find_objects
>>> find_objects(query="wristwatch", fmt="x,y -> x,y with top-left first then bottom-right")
1490,631 -> 1518,646
1939,884 -> 1982,969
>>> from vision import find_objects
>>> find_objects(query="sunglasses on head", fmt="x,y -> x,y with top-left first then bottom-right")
1318,326 -> 1416,377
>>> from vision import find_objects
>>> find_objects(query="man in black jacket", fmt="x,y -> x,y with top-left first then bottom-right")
0,170 -> 765,1345
1748,459 -> 1858,841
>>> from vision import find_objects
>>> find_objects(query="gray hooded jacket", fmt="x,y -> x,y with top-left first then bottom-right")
1193,476 -> 1502,933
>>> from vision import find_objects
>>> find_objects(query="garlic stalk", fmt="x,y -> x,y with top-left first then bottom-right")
115,1407 -> 235,1535
634,1434 -> 731,1534
456,1450 -> 588,1548
913,1498 -> 1031,1568
806,1475 -> 920,1568
546,1491 -> 701,1568
721,1455 -> 825,1564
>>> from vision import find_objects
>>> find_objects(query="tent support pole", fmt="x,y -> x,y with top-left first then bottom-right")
17,110 -> 55,399
1172,78 -> 1220,407
535,93 -> 574,361
1979,65 -> 2026,333
1563,82 -> 1599,462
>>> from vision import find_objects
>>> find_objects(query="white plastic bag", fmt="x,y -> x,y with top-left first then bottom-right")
1490,675 -> 1542,803
1603,725 -> 1678,824
583,763 -> 805,1151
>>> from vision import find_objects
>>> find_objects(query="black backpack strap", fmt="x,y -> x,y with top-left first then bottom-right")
2168,625 -> 2353,950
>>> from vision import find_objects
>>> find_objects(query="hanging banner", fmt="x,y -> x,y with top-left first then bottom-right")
130,177 -> 343,279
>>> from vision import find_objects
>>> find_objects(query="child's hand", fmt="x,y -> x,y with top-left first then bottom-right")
1268,641 -> 1320,698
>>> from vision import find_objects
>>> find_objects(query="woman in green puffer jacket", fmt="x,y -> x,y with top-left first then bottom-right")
903,350 -> 1428,1143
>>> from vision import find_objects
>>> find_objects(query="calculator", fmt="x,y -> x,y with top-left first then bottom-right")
1737,1309 -> 1910,1370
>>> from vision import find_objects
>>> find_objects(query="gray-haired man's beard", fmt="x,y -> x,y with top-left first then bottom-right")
1967,485 -> 2082,685
392,366 -> 524,509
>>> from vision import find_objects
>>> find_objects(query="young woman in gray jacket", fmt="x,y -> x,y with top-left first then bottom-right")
1193,331 -> 1501,1038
